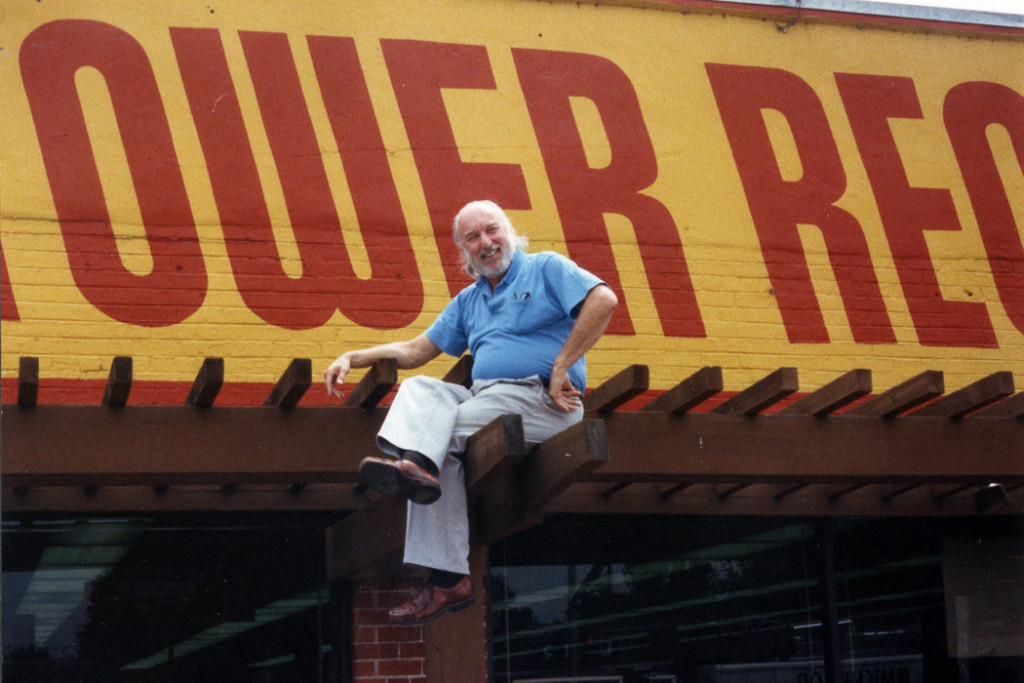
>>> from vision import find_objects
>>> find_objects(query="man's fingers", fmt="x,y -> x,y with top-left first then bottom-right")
324,364 -> 349,398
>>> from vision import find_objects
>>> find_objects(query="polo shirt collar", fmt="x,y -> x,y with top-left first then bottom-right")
475,248 -> 524,294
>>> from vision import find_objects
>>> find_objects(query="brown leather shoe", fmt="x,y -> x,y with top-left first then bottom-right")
390,577 -> 474,625
358,456 -> 441,505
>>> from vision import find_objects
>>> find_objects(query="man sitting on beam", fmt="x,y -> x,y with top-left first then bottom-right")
325,199 -> 617,625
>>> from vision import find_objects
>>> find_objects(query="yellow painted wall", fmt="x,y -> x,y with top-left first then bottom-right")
2,0 -> 1022,395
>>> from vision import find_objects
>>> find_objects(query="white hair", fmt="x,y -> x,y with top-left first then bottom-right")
452,200 -> 529,278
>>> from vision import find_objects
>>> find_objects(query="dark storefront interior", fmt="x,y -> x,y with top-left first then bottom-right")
3,512 -> 1021,682
490,514 -> 1024,683
2,513 -> 339,682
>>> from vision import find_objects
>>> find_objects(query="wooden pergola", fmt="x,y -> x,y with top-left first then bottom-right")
5,355 -> 1022,680
4,355 -> 1023,578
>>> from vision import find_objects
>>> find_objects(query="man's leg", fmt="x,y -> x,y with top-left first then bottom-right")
360,376 -> 471,504
394,378 -> 583,623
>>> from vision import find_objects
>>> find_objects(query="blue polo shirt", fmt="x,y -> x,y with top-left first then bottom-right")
426,250 -> 605,389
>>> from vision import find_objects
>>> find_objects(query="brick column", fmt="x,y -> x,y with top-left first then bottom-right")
348,544 -> 491,682
351,576 -> 428,683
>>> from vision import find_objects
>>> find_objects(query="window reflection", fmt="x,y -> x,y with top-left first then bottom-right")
2,513 -> 336,682
490,515 -> 1024,683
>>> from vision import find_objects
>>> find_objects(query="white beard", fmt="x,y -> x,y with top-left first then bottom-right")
474,245 -> 514,280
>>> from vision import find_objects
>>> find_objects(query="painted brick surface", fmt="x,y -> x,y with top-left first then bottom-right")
1,0 -> 1022,402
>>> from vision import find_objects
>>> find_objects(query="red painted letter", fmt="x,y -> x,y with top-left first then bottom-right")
307,35 -> 423,329
945,81 -> 1024,336
516,48 -> 704,337
240,31 -> 421,329
706,63 -> 895,344
381,40 -> 531,295
1,247 -> 18,321
836,73 -> 997,347
173,27 -> 334,329
20,20 -> 206,326
175,29 -> 421,330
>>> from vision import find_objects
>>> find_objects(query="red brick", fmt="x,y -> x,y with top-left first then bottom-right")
398,641 -> 427,659
352,591 -> 379,609
353,607 -> 391,626
352,625 -> 378,643
378,659 -> 422,676
355,579 -> 383,592
353,641 -> 400,660
377,625 -> 423,643
351,659 -> 377,677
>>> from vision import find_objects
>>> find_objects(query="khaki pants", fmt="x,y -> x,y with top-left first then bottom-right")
376,375 -> 583,574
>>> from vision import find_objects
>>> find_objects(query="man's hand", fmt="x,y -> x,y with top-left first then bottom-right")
324,353 -> 353,399
548,284 -> 616,411
548,366 -> 583,412
324,335 -> 443,401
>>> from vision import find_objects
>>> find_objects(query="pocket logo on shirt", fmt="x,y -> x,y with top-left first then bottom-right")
513,291 -> 531,301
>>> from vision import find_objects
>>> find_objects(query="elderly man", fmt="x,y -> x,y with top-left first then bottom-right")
325,200 -> 617,625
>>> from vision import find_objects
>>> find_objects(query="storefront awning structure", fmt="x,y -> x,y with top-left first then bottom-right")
4,356 -> 1022,577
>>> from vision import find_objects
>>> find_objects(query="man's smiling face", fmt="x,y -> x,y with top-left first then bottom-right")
457,204 -> 515,284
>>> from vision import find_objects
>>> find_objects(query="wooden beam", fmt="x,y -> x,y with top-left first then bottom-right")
424,544 -> 490,682
186,357 -> 224,408
18,357 -> 39,408
583,364 -> 649,413
969,391 -> 1024,419
659,482 -> 694,500
475,419 -> 608,544
601,482 -> 632,498
772,483 -> 810,501
779,369 -> 871,416
521,419 -> 609,511
909,372 -> 1014,419
932,483 -> 974,502
845,370 -> 943,417
642,366 -> 723,415
342,358 -> 397,409
2,405 -> 385,487
547,481 -> 1015,517
716,483 -> 752,500
264,358 -> 312,408
826,483 -> 868,500
442,355 -> 474,388
102,356 -> 133,407
592,412 -> 1024,484
326,498 -> 406,579
463,414 -> 527,496
880,482 -> 925,501
3,483 -> 377,513
7,403 -> 1020,490
712,367 -> 798,415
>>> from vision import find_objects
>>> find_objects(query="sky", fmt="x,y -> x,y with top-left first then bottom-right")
860,0 -> 1023,15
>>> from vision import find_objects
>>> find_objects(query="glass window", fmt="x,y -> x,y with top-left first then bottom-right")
490,515 -> 825,683
2,513 -> 338,682
490,515 -> 1024,683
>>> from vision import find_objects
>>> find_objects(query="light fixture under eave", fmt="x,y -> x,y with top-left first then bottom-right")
975,483 -> 1010,514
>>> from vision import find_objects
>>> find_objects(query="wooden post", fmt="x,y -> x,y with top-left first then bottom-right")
424,544 -> 490,681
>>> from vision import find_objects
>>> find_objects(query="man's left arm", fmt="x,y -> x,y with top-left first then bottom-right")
549,284 -> 618,412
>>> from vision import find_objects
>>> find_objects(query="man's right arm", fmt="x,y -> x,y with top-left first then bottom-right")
324,334 -> 442,399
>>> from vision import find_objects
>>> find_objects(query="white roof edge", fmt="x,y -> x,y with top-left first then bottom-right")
712,0 -> 1024,29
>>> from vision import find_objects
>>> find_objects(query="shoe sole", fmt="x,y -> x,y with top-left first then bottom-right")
359,459 -> 441,505
391,594 -> 476,626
